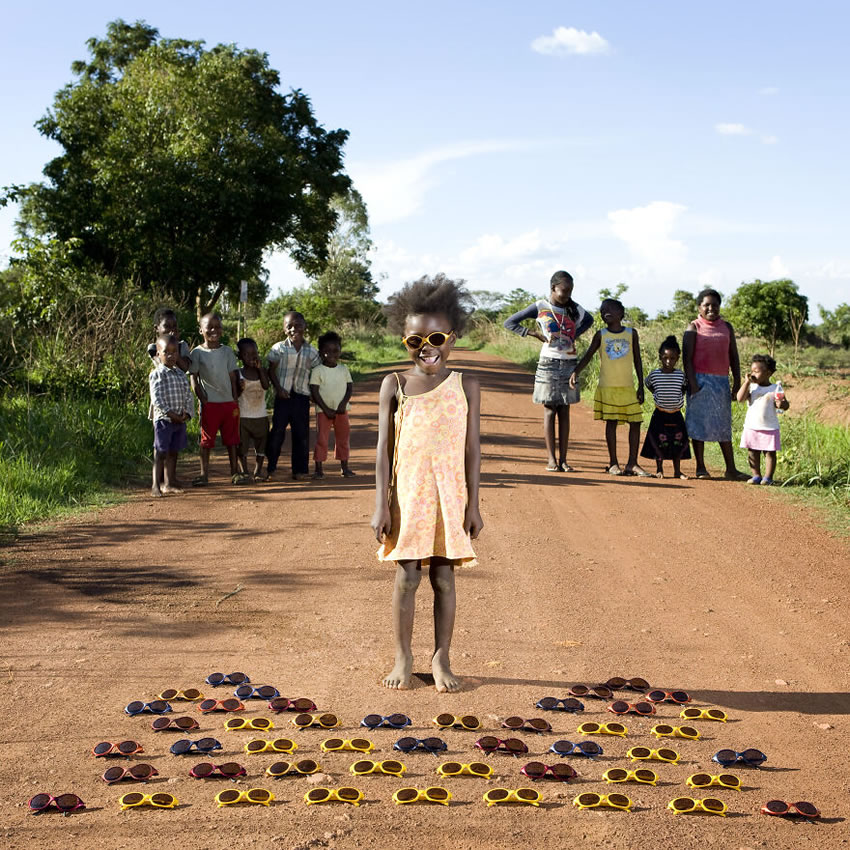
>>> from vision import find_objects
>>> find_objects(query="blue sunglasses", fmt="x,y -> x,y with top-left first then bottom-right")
549,739 -> 603,758
393,736 -> 447,754
170,737 -> 223,755
361,713 -> 411,729
125,700 -> 172,716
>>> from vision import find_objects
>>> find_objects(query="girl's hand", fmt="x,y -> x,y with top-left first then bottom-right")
371,505 -> 392,542
276,386 -> 290,399
637,386 -> 645,405
463,505 -> 484,540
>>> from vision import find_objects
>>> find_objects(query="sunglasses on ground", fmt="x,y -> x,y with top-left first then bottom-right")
651,724 -> 699,740
602,768 -> 657,785
101,764 -> 158,784
198,698 -> 245,714
320,738 -> 374,753
536,696 -> 584,713
360,713 -> 411,729
28,793 -> 85,815
92,740 -> 144,758
501,716 -> 552,733
680,708 -> 727,722
170,737 -> 222,755
646,689 -> 691,704
686,772 -> 741,791
569,685 -> 614,699
266,759 -> 319,777
234,684 -> 280,700
119,791 -> 178,810
393,736 -> 447,754
573,792 -> 632,811
761,800 -> 820,818
521,762 -> 578,782
215,788 -> 274,808
437,761 -> 493,778
268,697 -> 317,713
245,738 -> 297,754
604,677 -> 650,692
667,796 -> 727,816
577,721 -> 627,737
158,688 -> 203,702
607,700 -> 655,717
304,787 -> 363,806
393,787 -> 452,806
350,759 -> 406,777
712,748 -> 767,767
483,788 -> 541,807
433,713 -> 481,730
627,746 -> 680,764
125,700 -> 172,716
292,713 -> 340,729
224,717 -> 274,731
474,736 -> 528,755
205,672 -> 250,686
549,739 -> 603,758
401,330 -> 454,350
189,762 -> 247,779
152,716 -> 199,732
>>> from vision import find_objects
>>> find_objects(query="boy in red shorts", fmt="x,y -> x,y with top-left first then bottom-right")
188,313 -> 246,485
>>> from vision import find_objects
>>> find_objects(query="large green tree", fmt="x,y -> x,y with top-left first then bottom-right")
5,19 -> 350,318
726,279 -> 809,355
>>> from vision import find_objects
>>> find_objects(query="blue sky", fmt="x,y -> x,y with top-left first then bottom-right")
2,1 -> 848,318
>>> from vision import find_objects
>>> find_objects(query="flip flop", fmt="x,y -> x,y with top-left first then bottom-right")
546,463 -> 561,472
695,471 -> 711,480
342,469 -> 357,478
560,463 -> 576,472
191,476 -> 209,487
606,465 -> 623,476
231,473 -> 252,485
625,466 -> 652,478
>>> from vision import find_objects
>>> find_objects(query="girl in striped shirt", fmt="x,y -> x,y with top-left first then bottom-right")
639,335 -> 691,478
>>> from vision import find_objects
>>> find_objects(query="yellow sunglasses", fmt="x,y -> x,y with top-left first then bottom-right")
304,787 -> 363,806
292,712 -> 341,729
320,738 -> 374,753
602,768 -> 657,786
215,788 -> 274,808
432,713 -> 481,730
266,759 -> 320,777
393,786 -> 452,806
244,738 -> 297,754
436,761 -> 493,778
577,721 -> 628,737
158,688 -> 204,701
626,746 -> 680,764
668,796 -> 727,816
680,708 -> 727,722
350,759 -> 406,777
483,788 -> 541,807
651,723 -> 700,740
119,791 -> 178,810
401,330 -> 454,351
573,791 -> 633,811
686,772 -> 741,791
225,717 -> 274,731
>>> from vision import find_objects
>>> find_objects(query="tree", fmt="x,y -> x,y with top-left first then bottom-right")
5,19 -> 350,319
726,279 -> 809,355
818,302 -> 850,348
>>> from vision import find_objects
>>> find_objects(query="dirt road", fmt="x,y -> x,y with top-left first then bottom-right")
2,349 -> 848,849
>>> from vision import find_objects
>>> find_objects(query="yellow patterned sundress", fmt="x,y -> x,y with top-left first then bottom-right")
593,328 -> 643,423
377,371 -> 477,567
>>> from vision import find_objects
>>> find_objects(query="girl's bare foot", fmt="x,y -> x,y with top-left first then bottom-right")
432,649 -> 461,693
161,486 -> 184,495
150,486 -> 163,498
382,653 -> 413,689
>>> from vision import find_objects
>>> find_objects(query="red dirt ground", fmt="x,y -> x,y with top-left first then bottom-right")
1,349 -> 848,850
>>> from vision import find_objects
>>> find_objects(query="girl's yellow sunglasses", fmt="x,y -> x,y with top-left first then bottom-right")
349,759 -> 406,777
119,792 -> 178,810
483,788 -> 541,807
244,738 -> 296,754
686,773 -> 741,791
680,707 -> 727,722
668,796 -> 727,816
436,761 -> 493,778
225,717 -> 273,731
393,786 -> 452,806
304,787 -> 363,806
401,330 -> 454,351
626,746 -> 680,764
577,721 -> 627,737
320,738 -> 374,753
573,791 -> 632,811
651,723 -> 699,740
215,788 -> 274,808
602,768 -> 657,786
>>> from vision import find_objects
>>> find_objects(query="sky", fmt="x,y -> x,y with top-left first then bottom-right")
2,0 -> 848,318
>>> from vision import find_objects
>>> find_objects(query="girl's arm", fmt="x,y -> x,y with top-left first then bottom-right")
370,373 -> 399,542
462,375 -> 483,539
631,328 -> 645,405
258,365 -> 270,390
338,381 -> 354,414
574,307 -> 594,338
310,383 -> 335,418
682,322 -> 699,395
726,321 -> 741,397
736,374 -> 752,403
503,303 -> 545,342
569,330 -> 601,388
229,369 -> 239,402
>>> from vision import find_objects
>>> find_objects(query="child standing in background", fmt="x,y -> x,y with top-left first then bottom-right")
503,271 -> 593,471
310,331 -> 355,479
149,334 -> 193,497
147,308 -> 191,371
189,313 -> 244,485
266,311 -> 320,481
737,353 -> 789,485
640,335 -> 691,479
236,338 -> 270,481
570,298 -> 649,476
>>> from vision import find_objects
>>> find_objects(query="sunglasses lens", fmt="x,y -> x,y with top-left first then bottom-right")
606,768 -> 628,781
742,748 -> 766,764
680,726 -> 699,738
580,741 -> 602,755
635,770 -> 656,783
605,677 -> 627,689
423,737 -> 444,750
570,686 -> 588,696
253,718 -> 272,730
159,689 -> 178,701
171,740 -> 192,754
528,719 -> 550,731
221,699 -> 241,711
149,700 -> 168,712
338,788 -> 360,801
655,724 -> 674,735
691,773 -> 711,786
229,672 -> 249,685
764,799 -> 786,813
275,739 -> 295,751
267,761 -> 289,775
29,793 -> 52,810
122,792 -> 145,806
719,774 -> 739,787
151,717 -> 170,730
126,701 -> 144,714
487,789 -> 509,802
435,713 -> 454,727
130,764 -> 156,779
206,673 -> 224,685
428,788 -> 449,801
199,699 -> 217,711
708,710 -> 725,720
234,685 -> 252,698
794,801 -> 818,816
714,748 -> 737,764
268,698 -> 288,711
323,738 -> 343,750
596,687 -> 613,698
682,708 -> 699,718
386,714 -> 406,727
307,789 -> 330,802
551,740 -> 572,754
608,793 -> 629,807
247,790 -> 271,803
93,742 -> 112,755
183,688 -> 202,700
192,762 -> 215,777
629,678 -> 650,690
631,747 -> 651,758
294,714 -> 312,727
647,690 -> 666,702
703,798 -> 725,812
564,698 -> 583,711
118,740 -> 139,754
517,789 -> 539,802
352,760 -> 373,773
395,737 -> 417,751
658,749 -> 677,761
218,789 -> 240,804
103,767 -> 125,782
506,739 -> 527,753
578,793 -> 601,806
383,760 -> 403,774
608,723 -> 626,734
537,697 -> 558,710
610,701 -> 629,714
635,703 -> 654,715
292,699 -> 316,712
671,691 -> 690,703
523,761 -> 546,778
197,738 -> 219,750
551,764 -> 577,779
396,788 -> 419,802
403,335 -> 424,349
461,715 -> 480,729
442,762 -> 463,774
672,797 -> 694,811
225,718 -> 243,730
297,760 -> 318,773
469,762 -> 490,775
247,741 -> 265,752
351,739 -> 371,751
503,716 -> 523,728
477,736 -> 499,749
254,686 -> 275,699
320,714 -> 338,727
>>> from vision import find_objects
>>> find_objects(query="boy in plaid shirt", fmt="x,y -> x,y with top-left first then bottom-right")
266,311 -> 320,480
149,334 -> 193,496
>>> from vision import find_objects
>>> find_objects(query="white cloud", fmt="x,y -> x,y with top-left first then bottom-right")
608,201 -> 688,267
759,86 -> 779,95
761,135 -> 778,145
349,140 -> 529,225
715,123 -> 753,136
531,27 -> 611,56
768,255 -> 790,278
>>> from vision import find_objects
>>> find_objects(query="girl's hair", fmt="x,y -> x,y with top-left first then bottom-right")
317,331 -> 342,350
600,298 -> 624,312
236,337 -> 257,354
550,270 -> 579,320
697,288 -> 722,305
751,353 -> 777,372
153,307 -> 177,327
383,273 -> 475,336
658,334 -> 681,356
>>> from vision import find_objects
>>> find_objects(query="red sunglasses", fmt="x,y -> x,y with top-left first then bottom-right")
189,761 -> 247,779
268,697 -> 317,713
520,761 -> 578,782
607,700 -> 656,716
29,793 -> 85,815
646,689 -> 691,704
474,736 -> 528,755
92,740 -> 143,757
198,698 -> 245,713
569,685 -> 614,699
762,800 -> 820,818
152,716 -> 199,732
501,717 -> 552,733
604,677 -> 650,691
101,764 -> 159,784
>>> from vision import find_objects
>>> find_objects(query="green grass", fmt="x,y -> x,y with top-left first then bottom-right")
343,328 -> 406,380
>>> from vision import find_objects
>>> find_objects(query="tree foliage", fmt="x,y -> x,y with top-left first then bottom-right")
6,19 -> 351,318
726,279 -> 809,355
818,302 -> 850,348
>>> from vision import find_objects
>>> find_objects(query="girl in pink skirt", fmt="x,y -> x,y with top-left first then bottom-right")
736,354 -> 789,485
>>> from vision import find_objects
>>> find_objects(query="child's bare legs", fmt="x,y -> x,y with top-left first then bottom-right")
542,405 -> 558,469
605,420 -> 619,470
625,422 -> 648,474
672,454 -> 686,478
198,446 -> 211,482
557,405 -> 572,470
747,448 -> 762,479
430,558 -> 459,693
383,561 -> 421,689
763,450 -> 777,481
162,451 -> 182,494
152,451 -> 166,496
692,439 -> 708,477
226,444 -> 239,476
252,453 -> 266,478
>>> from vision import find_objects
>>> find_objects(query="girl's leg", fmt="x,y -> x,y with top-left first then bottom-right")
692,439 -> 708,477
605,420 -> 619,469
763,450 -> 777,481
557,405 -> 572,470
383,560 -> 421,690
542,405 -> 557,468
199,446 -> 211,480
429,557 -> 459,693
625,422 -> 648,473
152,451 -> 166,496
747,448 -> 761,479
163,451 -> 181,492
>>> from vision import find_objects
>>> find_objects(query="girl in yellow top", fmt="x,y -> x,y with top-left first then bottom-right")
570,299 -> 649,476
371,275 -> 483,694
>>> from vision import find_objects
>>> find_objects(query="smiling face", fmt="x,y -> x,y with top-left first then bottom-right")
698,294 -> 721,321
403,313 -> 455,374
320,341 -> 341,368
200,314 -> 223,348
156,313 -> 179,338
284,313 -> 306,347
238,342 -> 259,368
551,280 -> 574,307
